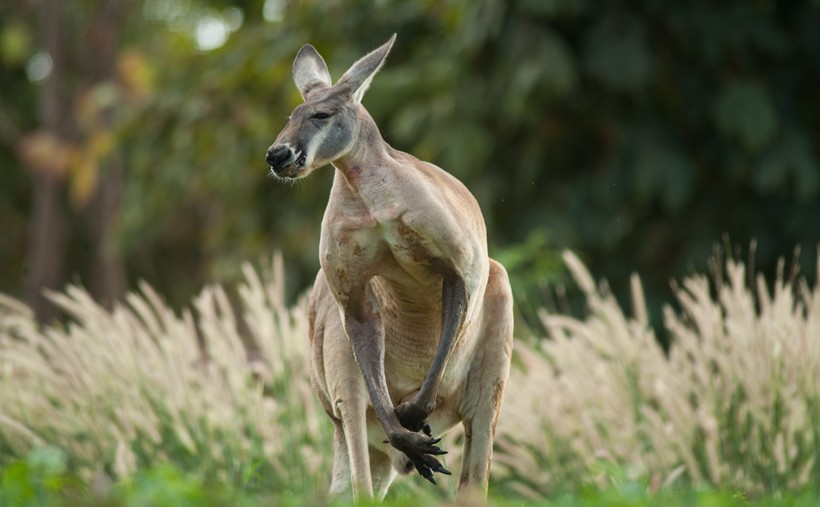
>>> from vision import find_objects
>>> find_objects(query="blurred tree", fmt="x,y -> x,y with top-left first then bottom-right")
79,0 -> 132,308
15,0 -> 72,323
2,0 -> 819,327
6,0 -> 134,321
0,4 -> 34,308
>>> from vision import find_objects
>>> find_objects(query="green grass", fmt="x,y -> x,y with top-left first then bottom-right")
1,448 -> 818,507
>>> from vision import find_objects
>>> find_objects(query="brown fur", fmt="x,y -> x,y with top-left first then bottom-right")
268,36 -> 513,501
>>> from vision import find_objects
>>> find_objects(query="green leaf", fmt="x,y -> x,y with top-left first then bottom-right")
536,30 -> 578,98
583,14 -> 652,92
714,81 -> 778,152
633,139 -> 695,214
0,22 -> 31,66
756,131 -> 819,201
0,462 -> 35,505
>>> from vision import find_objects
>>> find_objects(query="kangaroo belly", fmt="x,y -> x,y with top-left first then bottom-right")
382,311 -> 481,406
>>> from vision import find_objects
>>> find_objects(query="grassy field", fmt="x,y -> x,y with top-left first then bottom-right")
0,448 -> 820,507
0,252 -> 818,505
2,447 -> 818,506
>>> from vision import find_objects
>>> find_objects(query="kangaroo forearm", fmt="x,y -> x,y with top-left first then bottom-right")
415,274 -> 467,410
357,350 -> 403,432
345,315 -> 404,434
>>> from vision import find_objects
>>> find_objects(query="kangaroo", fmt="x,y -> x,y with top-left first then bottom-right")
266,35 -> 513,500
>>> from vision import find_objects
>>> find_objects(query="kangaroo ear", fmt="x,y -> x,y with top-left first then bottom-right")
293,44 -> 332,101
337,34 -> 396,103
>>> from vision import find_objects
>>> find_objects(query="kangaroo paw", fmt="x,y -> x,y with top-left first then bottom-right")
389,431 -> 451,485
395,400 -> 433,434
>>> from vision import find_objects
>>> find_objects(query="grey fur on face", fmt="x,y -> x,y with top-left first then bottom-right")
265,35 -> 395,179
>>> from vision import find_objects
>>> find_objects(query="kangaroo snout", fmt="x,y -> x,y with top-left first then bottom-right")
266,143 -> 307,177
266,144 -> 294,170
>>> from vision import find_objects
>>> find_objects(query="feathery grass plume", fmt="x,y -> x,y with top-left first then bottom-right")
1,250 -> 818,499
0,255 -> 331,493
494,250 -> 819,497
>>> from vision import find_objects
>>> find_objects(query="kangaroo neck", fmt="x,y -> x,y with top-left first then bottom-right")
331,109 -> 392,192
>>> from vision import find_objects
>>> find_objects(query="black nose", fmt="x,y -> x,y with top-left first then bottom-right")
266,145 -> 293,169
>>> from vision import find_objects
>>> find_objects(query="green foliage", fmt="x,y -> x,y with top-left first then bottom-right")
0,448 -> 74,507
1,449 -> 818,506
713,82 -> 778,153
493,229 -> 564,297
3,0 -> 820,316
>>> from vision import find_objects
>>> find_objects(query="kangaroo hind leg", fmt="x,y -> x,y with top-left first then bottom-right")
369,446 -> 398,500
341,400 -> 373,499
457,260 -> 513,498
323,334 -> 374,500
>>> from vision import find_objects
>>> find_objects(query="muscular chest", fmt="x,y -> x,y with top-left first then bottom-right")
320,210 -> 441,294
320,214 -> 384,295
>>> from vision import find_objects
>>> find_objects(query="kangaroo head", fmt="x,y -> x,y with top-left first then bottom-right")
266,34 -> 396,179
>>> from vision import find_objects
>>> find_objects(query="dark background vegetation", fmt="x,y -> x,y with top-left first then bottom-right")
2,0 -> 819,326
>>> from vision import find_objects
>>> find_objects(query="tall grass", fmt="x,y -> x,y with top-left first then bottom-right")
0,251 -> 818,498
0,255 -> 331,494
495,251 -> 819,497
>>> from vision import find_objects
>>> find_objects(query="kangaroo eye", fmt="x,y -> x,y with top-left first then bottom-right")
312,112 -> 332,120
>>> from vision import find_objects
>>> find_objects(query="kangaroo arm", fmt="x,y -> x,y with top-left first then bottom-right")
402,269 -> 467,421
342,284 -> 403,436
343,283 -> 450,482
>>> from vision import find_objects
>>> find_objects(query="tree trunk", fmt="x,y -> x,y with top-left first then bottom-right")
86,0 -> 129,308
89,154 -> 127,307
26,0 -> 68,323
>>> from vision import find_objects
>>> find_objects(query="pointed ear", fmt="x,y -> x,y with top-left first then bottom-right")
293,44 -> 332,101
337,34 -> 396,103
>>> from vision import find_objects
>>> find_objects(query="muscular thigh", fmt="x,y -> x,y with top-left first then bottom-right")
309,271 -> 363,417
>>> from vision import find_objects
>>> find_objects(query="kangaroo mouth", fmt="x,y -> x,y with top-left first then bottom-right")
295,151 -> 307,167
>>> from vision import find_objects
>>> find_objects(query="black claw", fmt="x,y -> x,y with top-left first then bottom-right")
422,424 -> 432,437
431,437 -> 441,444
414,462 -> 436,485
419,467 -> 438,486
383,439 -> 389,444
